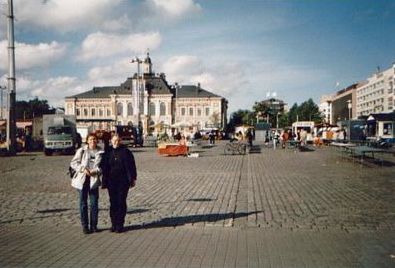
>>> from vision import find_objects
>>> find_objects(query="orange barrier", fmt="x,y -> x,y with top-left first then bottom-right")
158,144 -> 188,156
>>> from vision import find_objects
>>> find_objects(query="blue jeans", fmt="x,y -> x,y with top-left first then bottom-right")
78,177 -> 99,229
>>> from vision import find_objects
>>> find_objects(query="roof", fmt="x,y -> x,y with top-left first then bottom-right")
144,76 -> 172,95
367,113 -> 395,122
177,85 -> 221,98
66,74 -> 173,99
66,86 -> 123,99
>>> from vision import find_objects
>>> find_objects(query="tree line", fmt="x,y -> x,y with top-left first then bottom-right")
15,97 -> 55,120
227,98 -> 322,131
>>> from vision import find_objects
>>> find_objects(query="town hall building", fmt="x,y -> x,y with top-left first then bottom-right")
64,53 -> 228,136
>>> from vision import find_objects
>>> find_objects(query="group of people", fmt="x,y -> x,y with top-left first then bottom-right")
70,133 -> 137,234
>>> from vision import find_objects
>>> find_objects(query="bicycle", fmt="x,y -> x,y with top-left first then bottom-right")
224,141 -> 247,155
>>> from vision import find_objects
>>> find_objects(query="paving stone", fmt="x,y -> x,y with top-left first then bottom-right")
0,141 -> 394,267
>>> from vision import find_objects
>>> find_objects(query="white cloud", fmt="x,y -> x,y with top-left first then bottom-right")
161,55 -> 202,83
11,0 -> 201,33
0,73 -> 86,108
0,40 -> 67,71
88,59 -> 132,86
102,15 -> 132,32
78,32 -> 162,61
0,57 -> 134,107
14,0 -> 123,31
148,0 -> 201,17
162,56 -> 247,97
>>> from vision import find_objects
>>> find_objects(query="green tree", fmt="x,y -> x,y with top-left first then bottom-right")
209,112 -> 221,127
16,97 -> 55,120
227,109 -> 253,132
297,98 -> 322,123
278,113 -> 289,128
252,101 -> 275,126
287,103 -> 299,125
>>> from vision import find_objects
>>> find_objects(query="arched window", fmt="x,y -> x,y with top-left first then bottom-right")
127,103 -> 133,116
117,103 -> 123,116
83,108 -> 88,116
149,102 -> 156,116
91,108 -> 96,116
160,102 -> 166,116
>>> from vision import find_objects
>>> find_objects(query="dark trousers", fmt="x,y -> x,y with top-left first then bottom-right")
108,180 -> 129,228
78,177 -> 99,229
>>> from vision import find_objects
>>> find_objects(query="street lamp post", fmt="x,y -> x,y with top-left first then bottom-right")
131,57 -> 143,124
347,100 -> 352,141
0,86 -> 6,119
276,112 -> 279,130
347,100 -> 352,120
174,82 -> 179,126
7,0 -> 17,155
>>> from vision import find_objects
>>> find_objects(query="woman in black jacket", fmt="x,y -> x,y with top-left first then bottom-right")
102,134 -> 137,233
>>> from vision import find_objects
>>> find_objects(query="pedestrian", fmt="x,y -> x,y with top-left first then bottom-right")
281,130 -> 289,149
102,134 -> 137,233
246,129 -> 253,147
75,132 -> 82,149
70,133 -> 104,234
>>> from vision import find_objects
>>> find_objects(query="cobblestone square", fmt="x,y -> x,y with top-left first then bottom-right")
0,141 -> 394,267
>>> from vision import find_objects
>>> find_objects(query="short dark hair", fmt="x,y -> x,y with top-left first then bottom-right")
86,133 -> 97,143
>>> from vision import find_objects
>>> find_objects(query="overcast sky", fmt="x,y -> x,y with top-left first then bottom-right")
1,0 -> 394,112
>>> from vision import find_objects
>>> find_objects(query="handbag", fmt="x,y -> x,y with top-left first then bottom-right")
68,149 -> 85,178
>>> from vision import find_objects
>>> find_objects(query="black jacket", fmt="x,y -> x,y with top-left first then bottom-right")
101,145 -> 137,188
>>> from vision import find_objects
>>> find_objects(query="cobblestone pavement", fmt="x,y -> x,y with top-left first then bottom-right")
0,141 -> 394,267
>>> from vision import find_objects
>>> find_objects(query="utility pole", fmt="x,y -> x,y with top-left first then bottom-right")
0,86 -> 5,119
7,0 -> 17,155
131,57 -> 142,124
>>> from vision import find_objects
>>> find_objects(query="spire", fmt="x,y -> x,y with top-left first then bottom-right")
143,51 -> 152,75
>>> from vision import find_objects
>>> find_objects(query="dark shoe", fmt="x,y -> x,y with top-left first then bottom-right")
90,227 -> 100,233
83,227 -> 91,234
110,226 -> 116,232
115,226 -> 124,233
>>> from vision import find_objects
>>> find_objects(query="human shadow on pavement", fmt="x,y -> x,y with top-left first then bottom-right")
123,211 -> 262,231
298,146 -> 315,152
248,145 -> 261,154
36,208 -> 71,213
126,208 -> 151,214
186,198 -> 215,202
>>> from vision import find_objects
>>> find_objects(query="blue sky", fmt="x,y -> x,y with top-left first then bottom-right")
0,0 -> 394,113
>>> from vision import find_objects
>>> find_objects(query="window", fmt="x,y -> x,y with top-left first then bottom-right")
117,103 -> 123,116
76,109 -> 80,116
160,102 -> 166,116
181,107 -> 186,116
83,109 -> 88,116
189,107 -> 193,116
127,103 -> 133,116
107,109 -> 111,116
91,108 -> 95,117
197,108 -> 202,116
149,102 -> 156,116
383,123 -> 393,135
99,109 -> 103,117
205,107 -> 210,116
